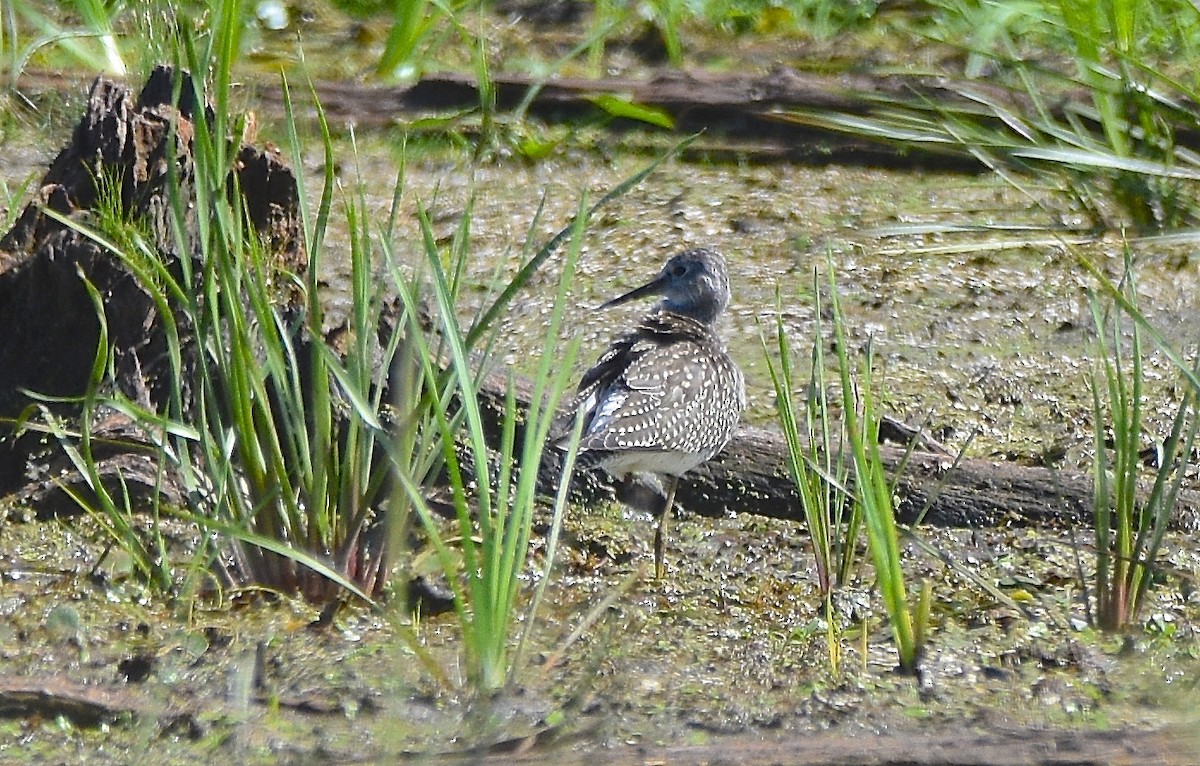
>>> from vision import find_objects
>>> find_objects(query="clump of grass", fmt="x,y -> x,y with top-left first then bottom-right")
45,83 -> 394,601
1085,252 -> 1199,631
8,2 -> 413,603
765,261 -> 929,673
386,195 -> 586,691
779,0 -> 1200,230
762,276 -> 857,671
826,264 -> 926,673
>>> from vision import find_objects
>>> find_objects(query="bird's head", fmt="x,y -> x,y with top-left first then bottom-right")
599,248 -> 731,324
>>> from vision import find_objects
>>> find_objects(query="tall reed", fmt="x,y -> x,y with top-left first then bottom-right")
763,274 -> 857,673
765,263 -> 927,672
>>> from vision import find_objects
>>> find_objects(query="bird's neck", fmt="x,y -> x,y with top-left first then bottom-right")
642,308 -> 724,344
657,300 -> 722,325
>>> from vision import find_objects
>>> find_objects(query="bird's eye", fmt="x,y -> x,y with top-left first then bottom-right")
671,264 -> 687,277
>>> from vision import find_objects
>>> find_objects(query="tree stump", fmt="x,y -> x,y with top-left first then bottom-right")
0,65 -> 303,503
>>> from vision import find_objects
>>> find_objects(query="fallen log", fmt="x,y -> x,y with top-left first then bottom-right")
478,365 -> 1200,532
0,65 -> 304,504
686,424 -> 1100,528
22,66 -> 1200,169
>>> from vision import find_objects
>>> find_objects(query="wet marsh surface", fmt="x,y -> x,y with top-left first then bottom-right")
3,502 -> 1200,763
4,10 -> 1200,763
4,119 -> 1200,761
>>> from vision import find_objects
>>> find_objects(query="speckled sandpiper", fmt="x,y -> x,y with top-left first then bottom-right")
571,247 -> 745,578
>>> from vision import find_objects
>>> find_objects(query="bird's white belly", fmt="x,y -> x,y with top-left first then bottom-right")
600,449 -> 708,478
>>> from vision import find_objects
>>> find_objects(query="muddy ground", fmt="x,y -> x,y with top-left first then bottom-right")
3,7 -> 1200,762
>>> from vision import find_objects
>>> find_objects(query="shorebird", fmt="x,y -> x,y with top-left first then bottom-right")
571,248 -> 745,578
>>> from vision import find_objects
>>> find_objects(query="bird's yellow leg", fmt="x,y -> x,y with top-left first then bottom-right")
654,475 -> 680,579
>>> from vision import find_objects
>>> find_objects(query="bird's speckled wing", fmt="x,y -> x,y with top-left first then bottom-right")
573,312 -> 744,462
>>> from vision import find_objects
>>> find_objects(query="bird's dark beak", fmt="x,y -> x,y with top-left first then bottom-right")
598,273 -> 667,310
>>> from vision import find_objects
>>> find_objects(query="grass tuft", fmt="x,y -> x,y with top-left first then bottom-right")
762,273 -> 858,671
766,259 -> 928,673
826,259 -> 924,673
1085,250 -> 1198,631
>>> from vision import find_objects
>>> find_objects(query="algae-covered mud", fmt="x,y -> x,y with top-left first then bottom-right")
3,499 -> 1200,762
3,5 -> 1200,762
3,122 -> 1200,762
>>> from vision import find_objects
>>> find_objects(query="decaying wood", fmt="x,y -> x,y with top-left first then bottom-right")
0,65 -> 304,504
24,66 -> 1198,167
3,67 -> 1197,534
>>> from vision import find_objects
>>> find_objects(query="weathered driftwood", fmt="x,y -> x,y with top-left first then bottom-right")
477,365 -> 1200,532
4,68 -> 1196,533
24,66 -> 1196,167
